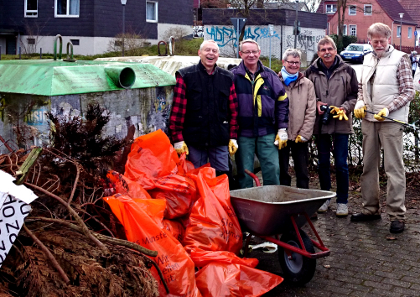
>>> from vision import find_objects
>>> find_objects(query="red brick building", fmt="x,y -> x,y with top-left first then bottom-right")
317,0 -> 417,47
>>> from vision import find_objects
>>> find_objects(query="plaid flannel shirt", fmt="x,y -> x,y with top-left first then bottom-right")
169,73 -> 238,143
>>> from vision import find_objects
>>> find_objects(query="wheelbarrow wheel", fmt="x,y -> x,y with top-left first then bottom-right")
278,229 -> 316,285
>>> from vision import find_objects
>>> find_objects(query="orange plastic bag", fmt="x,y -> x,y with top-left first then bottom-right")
106,170 -> 151,199
177,153 -> 195,174
105,194 -> 201,297
149,173 -> 197,219
105,194 -> 166,235
190,250 -> 258,268
162,219 -> 185,243
183,167 -> 244,265
195,263 -> 283,297
124,130 -> 179,189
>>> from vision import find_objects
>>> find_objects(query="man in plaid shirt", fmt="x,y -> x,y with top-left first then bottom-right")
169,40 -> 239,180
352,23 -> 415,233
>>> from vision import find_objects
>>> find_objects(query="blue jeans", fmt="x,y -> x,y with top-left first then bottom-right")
188,145 -> 229,171
316,134 -> 349,204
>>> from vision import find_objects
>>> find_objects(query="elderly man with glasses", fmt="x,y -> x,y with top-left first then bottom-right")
230,39 -> 289,188
304,36 -> 358,217
352,23 -> 415,233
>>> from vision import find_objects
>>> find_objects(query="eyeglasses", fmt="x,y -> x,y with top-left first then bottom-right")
241,50 -> 259,55
285,61 -> 300,65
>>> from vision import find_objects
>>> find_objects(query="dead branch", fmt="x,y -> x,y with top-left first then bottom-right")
68,162 -> 81,206
28,217 -> 158,257
24,182 -> 109,254
23,224 -> 70,284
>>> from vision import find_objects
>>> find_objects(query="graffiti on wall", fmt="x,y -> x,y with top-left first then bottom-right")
206,26 -> 280,48
286,30 -> 324,52
193,26 -> 204,38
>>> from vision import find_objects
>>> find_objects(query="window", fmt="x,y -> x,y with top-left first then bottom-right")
350,25 -> 357,36
146,1 -> 158,22
349,5 -> 356,15
326,4 -> 337,14
27,38 -> 35,45
408,27 -> 412,38
397,26 -> 401,37
25,0 -> 38,17
70,39 -> 80,45
55,0 -> 79,17
364,5 -> 372,15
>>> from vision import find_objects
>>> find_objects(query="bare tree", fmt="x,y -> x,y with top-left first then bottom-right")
19,20 -> 48,56
337,0 -> 348,51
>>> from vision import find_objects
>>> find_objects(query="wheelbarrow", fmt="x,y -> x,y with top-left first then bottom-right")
229,170 -> 335,285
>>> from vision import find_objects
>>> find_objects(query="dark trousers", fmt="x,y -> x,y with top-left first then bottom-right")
315,134 -> 349,204
279,140 -> 310,189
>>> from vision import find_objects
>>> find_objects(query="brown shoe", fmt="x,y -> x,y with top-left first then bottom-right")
390,220 -> 405,233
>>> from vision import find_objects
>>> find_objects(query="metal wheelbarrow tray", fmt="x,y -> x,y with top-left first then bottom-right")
230,171 -> 335,285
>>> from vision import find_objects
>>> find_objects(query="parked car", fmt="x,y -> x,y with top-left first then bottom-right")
340,43 -> 373,63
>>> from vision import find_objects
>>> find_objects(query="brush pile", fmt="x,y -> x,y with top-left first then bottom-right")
0,104 -> 159,297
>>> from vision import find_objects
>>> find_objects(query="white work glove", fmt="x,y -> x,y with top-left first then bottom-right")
295,135 -> 308,143
174,141 -> 189,155
229,139 -> 238,156
274,129 -> 288,150
374,108 -> 389,121
354,101 -> 366,119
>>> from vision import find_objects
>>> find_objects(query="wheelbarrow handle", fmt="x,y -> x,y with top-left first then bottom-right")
244,169 -> 261,187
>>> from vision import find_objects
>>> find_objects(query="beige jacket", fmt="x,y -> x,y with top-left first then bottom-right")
279,73 -> 316,141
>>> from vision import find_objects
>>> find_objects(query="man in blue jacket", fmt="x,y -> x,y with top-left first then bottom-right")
231,39 -> 289,188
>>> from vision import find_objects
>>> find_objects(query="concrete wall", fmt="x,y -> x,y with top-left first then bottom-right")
204,24 -> 325,64
0,87 -> 174,154
202,8 -> 327,64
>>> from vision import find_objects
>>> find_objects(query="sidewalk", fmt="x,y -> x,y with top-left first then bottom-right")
252,186 -> 420,296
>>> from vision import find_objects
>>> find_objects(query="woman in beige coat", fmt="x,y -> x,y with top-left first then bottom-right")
278,49 -> 316,189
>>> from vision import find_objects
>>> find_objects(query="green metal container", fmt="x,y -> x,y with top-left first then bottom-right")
0,60 -> 175,96
0,59 -> 176,152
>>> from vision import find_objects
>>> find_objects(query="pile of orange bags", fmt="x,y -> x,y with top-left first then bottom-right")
104,130 -> 283,297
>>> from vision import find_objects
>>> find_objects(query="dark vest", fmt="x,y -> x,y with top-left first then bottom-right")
177,62 -> 233,147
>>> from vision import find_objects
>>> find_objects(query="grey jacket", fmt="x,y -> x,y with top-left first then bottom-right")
304,56 -> 358,135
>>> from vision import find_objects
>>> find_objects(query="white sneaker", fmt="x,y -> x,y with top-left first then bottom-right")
336,203 -> 348,217
318,199 -> 330,213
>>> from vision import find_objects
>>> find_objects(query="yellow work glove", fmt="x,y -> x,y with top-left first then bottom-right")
374,108 -> 389,121
332,109 -> 349,121
295,135 -> 308,143
174,141 -> 189,155
274,129 -> 288,150
354,100 -> 366,119
229,139 -> 238,156
329,105 -> 341,115
329,105 -> 348,121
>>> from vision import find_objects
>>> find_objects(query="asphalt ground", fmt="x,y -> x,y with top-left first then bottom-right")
244,175 -> 420,297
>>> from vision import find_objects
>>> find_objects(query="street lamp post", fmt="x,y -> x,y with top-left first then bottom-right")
399,13 -> 404,51
121,0 -> 127,56
294,0 -> 298,49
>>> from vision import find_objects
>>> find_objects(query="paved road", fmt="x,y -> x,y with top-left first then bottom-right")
248,180 -> 420,296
